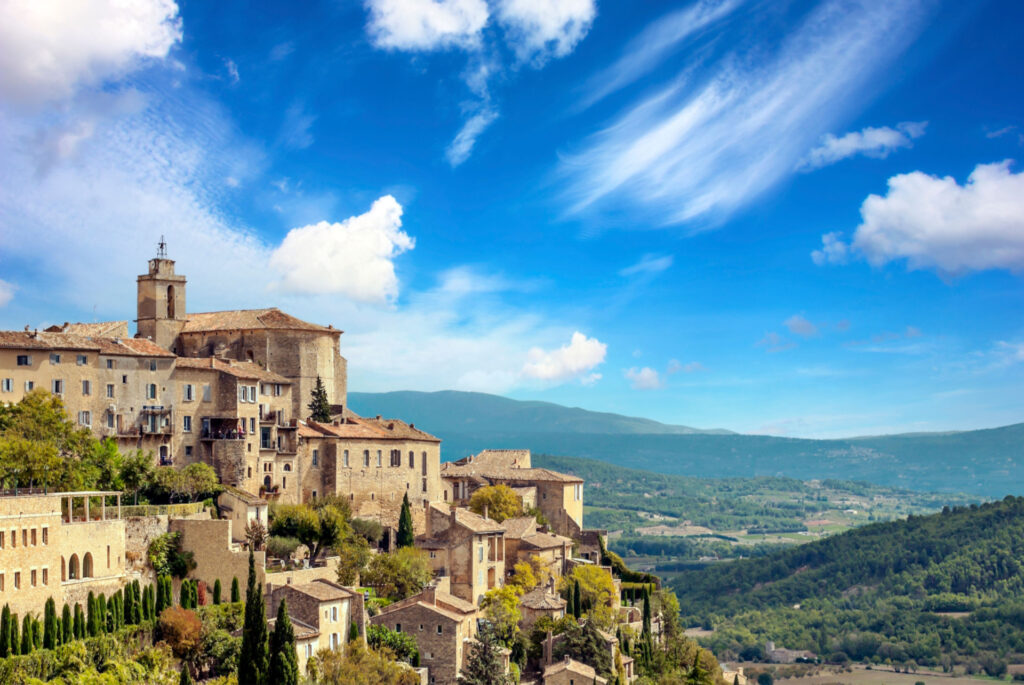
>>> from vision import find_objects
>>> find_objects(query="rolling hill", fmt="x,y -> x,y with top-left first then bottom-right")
348,390 -> 1024,497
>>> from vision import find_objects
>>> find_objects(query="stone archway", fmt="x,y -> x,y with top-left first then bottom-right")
83,552 -> 94,578
68,554 -> 80,580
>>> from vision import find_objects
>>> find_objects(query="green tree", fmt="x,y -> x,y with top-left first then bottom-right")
213,578 -> 222,605
269,598 -> 299,685
361,547 -> 432,601
573,580 -> 582,620
468,484 -> 523,523
97,593 -> 107,633
0,604 -> 9,657
179,664 -> 194,685
366,624 -> 418,662
8,612 -> 18,656
270,500 -> 349,564
308,375 -> 331,422
397,493 -> 415,548
231,576 -> 241,603
349,619 -> 360,643
87,591 -> 99,636
238,548 -> 269,685
20,613 -> 32,654
458,621 -> 512,685
61,604 -> 72,645
481,586 -> 523,647
335,534 -> 371,585
43,597 -> 58,649
554,620 -> 614,680
73,603 -> 84,639
120,449 -> 154,504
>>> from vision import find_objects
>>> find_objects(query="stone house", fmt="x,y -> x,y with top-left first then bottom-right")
500,516 -> 573,581
440,450 -> 584,538
370,584 -> 479,685
266,579 -> 363,676
543,656 -> 608,685
419,504 -> 505,605
217,486 -> 268,544
518,586 -> 567,631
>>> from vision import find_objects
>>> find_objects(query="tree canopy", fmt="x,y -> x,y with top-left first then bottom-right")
468,485 -> 523,523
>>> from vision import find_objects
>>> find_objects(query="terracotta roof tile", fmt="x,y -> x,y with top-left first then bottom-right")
181,308 -> 340,334
499,516 -> 537,540
519,588 -> 566,611
520,531 -> 573,550
287,579 -> 354,602
440,462 -> 582,484
305,415 -> 440,442
46,321 -> 129,337
543,658 -> 600,680
0,331 -> 100,351
174,357 -> 292,383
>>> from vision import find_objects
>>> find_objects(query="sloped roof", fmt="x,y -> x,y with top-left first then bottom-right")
427,503 -> 503,534
440,462 -> 582,484
46,321 -> 129,337
519,588 -> 566,611
376,588 -> 476,622
454,449 -> 532,469
269,616 -> 319,640
181,308 -> 340,335
304,415 -> 440,443
286,579 -> 354,603
499,516 -> 538,540
174,357 -> 292,383
520,531 -> 573,551
101,337 -> 176,358
0,331 -> 100,351
543,657 -> 601,680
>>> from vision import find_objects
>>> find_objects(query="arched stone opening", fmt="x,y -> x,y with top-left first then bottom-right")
68,554 -> 80,580
83,552 -> 94,578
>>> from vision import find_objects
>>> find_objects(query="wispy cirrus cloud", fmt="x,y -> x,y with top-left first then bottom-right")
801,121 -> 927,170
562,0 -> 930,226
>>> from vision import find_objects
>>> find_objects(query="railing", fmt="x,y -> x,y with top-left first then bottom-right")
120,502 -> 207,517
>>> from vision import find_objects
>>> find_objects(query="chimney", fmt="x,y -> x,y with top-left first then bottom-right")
422,584 -> 437,605
450,507 -> 457,527
545,631 -> 553,667
483,505 -> 488,521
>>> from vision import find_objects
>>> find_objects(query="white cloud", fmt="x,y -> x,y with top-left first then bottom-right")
0,0 -> 182,104
364,0 -> 488,51
668,359 -> 704,374
580,0 -> 745,109
625,366 -> 663,390
784,314 -> 818,338
562,0 -> 929,225
279,102 -> 316,150
446,107 -> 498,166
269,196 -> 414,303
522,332 -> 607,382
619,254 -> 673,277
495,0 -> 596,65
757,332 -> 796,353
0,279 -> 15,307
224,58 -> 240,84
811,231 -> 851,266
815,161 -> 1024,275
986,125 -> 1016,139
802,121 -> 927,169
997,341 -> 1024,363
270,42 -> 295,61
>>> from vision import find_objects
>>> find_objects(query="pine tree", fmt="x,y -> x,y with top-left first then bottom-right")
73,604 -> 84,639
0,604 -> 9,657
397,493 -> 415,548
458,621 -> 511,685
238,548 -> 269,685
573,580 -> 582,619
231,576 -> 241,603
20,614 -> 32,654
180,664 -> 194,685
213,578 -> 222,605
308,375 -> 332,422
61,605 -> 72,645
8,613 -> 18,656
43,597 -> 58,649
268,598 -> 299,685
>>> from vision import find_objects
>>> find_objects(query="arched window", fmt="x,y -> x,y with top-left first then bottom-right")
264,475 -> 272,488
166,285 -> 175,318
283,463 -> 292,472
69,554 -> 80,580
83,552 -> 93,578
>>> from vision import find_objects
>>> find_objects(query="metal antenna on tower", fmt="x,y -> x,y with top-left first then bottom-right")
157,235 -> 167,258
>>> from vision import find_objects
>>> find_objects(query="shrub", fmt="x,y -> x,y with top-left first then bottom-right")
158,607 -> 202,659
266,536 -> 302,560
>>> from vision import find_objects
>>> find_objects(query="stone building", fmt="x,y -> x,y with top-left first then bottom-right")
518,585 -> 567,631
266,579 -> 363,676
441,450 -> 584,538
543,656 -> 607,685
370,583 -> 479,685
419,504 -> 505,605
0,491 -> 126,617
499,515 -> 573,580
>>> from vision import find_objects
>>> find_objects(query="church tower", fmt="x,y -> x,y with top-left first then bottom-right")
136,237 -> 187,352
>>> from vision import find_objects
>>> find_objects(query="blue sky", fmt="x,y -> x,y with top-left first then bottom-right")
1,0 -> 1022,438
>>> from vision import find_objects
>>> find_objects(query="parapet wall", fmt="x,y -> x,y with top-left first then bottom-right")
169,518 -> 264,599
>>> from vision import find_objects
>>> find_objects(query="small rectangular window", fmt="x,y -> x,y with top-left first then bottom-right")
106,412 -> 114,428
30,529 -> 36,546
31,569 -> 36,587
24,380 -> 34,391
313,449 -> 320,467
437,625 -> 443,634
17,355 -> 30,366
77,354 -> 87,365
0,531 -> 4,548
82,379 -> 91,395
106,359 -> 114,369
106,383 -> 114,398
185,446 -> 193,457
150,360 -> 157,371
250,417 -> 256,434
203,384 -> 211,401
42,568 -> 48,585
183,416 -> 192,432
122,374 -> 128,384
147,384 -> 156,399
14,572 -> 20,589
1,379 -> 11,393
184,384 -> 194,401
363,450 -> 370,467
376,450 -> 382,467
395,623 -> 401,632
41,528 -> 47,545
422,478 -> 428,493
78,411 -> 90,427
50,353 -> 60,364
52,379 -> 64,395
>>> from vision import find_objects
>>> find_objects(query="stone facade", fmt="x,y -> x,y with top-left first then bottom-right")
371,585 -> 479,685
420,504 -> 505,605
266,579 -> 362,676
169,518 -> 264,600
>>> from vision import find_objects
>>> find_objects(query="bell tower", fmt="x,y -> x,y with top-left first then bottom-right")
136,236 -> 187,352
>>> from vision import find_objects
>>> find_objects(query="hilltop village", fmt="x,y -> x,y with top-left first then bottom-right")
0,248 -> 719,685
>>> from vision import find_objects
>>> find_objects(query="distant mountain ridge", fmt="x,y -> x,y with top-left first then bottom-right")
348,390 -> 734,436
348,390 -> 1024,497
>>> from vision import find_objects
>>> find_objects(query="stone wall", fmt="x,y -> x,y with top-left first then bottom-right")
372,602 -> 473,685
169,518 -> 264,599
123,514 -> 169,573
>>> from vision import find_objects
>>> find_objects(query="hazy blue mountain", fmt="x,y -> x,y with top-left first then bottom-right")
348,390 -> 733,436
348,390 -> 1024,497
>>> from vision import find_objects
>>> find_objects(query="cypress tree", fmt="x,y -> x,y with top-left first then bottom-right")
180,580 -> 191,609
97,594 -> 107,633
348,619 -> 359,643
9,613 -> 18,656
573,580 -> 582,619
397,493 -> 415,548
20,614 -> 32,654
73,604 -> 84,639
308,375 -> 331,422
642,586 -> 652,639
132,580 -> 143,623
87,592 -> 98,636
155,576 -> 168,615
61,605 -> 72,645
213,578 -> 222,605
143,584 -> 152,620
0,604 -> 9,657
231,576 -> 240,603
180,665 -> 194,685
238,548 -> 269,685
268,598 -> 299,685
565,583 -> 575,618
32,617 -> 42,650
43,597 -> 58,649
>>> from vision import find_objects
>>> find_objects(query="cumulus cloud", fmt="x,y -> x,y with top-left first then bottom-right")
619,254 -> 673,277
784,314 -> 818,338
625,366 -> 663,390
668,359 -> 704,374
814,161 -> 1024,275
495,0 -> 596,65
0,279 -> 15,307
562,0 -> 929,225
522,331 -> 607,382
364,0 -> 488,51
0,0 -> 182,104
802,121 -> 926,169
269,196 -> 414,303
811,231 -> 851,266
